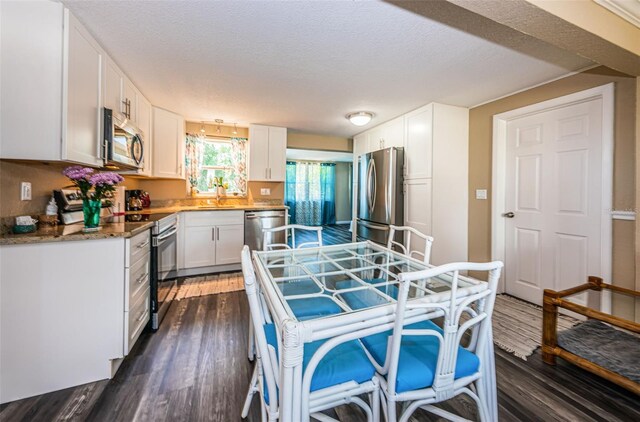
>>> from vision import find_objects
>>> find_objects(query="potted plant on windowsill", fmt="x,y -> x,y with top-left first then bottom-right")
63,166 -> 124,231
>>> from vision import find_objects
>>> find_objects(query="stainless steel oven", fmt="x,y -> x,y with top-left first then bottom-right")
150,213 -> 178,330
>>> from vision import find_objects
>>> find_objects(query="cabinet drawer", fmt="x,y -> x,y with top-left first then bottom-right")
127,253 -> 150,309
184,210 -> 244,227
126,230 -> 151,267
126,285 -> 150,354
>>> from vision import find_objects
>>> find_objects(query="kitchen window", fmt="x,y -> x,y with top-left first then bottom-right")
185,134 -> 247,196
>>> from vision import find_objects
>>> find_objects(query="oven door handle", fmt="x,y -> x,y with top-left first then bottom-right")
157,226 -> 178,243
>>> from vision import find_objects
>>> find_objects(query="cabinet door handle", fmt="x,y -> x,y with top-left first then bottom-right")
136,309 -> 147,322
217,227 -> 220,241
136,271 -> 148,284
212,227 -> 215,241
137,240 -> 150,249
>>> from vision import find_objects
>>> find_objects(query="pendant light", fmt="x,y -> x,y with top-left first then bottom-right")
232,123 -> 238,135
200,122 -> 206,133
215,119 -> 223,134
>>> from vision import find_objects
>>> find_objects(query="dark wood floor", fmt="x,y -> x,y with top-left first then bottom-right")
2,288 -> 639,422
292,223 -> 354,247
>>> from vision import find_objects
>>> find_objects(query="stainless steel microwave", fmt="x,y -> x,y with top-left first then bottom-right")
103,108 -> 144,170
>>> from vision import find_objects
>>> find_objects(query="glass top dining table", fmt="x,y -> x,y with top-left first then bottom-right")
251,241 -> 498,422
253,241 -> 486,322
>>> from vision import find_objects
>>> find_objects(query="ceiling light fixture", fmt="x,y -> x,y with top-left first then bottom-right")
232,123 -> 238,135
346,111 -> 374,126
215,119 -> 224,134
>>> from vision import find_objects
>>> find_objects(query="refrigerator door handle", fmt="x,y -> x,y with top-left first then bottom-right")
366,159 -> 374,213
369,159 -> 377,214
358,219 -> 390,231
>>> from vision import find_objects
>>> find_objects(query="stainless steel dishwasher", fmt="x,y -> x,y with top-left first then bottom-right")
244,210 -> 287,250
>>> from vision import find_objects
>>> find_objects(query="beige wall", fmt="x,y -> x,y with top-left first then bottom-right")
0,160 -> 141,218
334,162 -> 352,222
468,66 -> 636,318
287,132 -> 352,153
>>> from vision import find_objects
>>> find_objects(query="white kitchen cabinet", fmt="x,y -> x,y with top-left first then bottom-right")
354,116 -> 405,154
216,224 -> 245,265
136,93 -> 153,176
248,124 -> 287,181
124,230 -> 151,354
104,58 -> 124,117
181,211 -> 244,270
62,10 -> 104,166
0,238 -> 127,403
152,107 -> 185,179
103,57 -> 137,124
403,103 -> 468,265
0,1 -> 102,166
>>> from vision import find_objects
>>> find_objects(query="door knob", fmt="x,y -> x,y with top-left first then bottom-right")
502,212 -> 515,218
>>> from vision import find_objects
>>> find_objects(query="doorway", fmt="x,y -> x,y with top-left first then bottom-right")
285,149 -> 353,245
492,84 -> 614,307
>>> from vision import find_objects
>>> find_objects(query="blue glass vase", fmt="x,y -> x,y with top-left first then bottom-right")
82,198 -> 101,229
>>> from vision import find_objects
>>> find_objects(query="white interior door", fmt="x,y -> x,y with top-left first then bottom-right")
504,97 -> 605,305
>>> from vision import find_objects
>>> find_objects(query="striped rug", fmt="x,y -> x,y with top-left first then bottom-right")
492,294 -> 580,360
175,272 -> 244,300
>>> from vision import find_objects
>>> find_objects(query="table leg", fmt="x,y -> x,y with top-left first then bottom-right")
280,320 -> 304,422
478,326 -> 498,421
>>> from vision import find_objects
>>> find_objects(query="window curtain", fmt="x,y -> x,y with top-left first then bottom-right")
285,161 -> 336,225
230,137 -> 248,194
185,134 -> 205,190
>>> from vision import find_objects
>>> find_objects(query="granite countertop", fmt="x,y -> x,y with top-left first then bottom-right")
133,203 -> 288,214
1,203 -> 288,245
0,221 -> 154,246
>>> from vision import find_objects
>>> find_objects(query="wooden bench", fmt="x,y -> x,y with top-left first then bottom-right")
542,276 -> 640,395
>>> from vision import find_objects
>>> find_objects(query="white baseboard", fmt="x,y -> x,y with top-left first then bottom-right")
335,220 -> 351,225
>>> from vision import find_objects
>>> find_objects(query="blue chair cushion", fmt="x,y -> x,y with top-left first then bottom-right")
279,278 -> 321,296
361,320 -> 480,393
288,296 -> 343,321
363,278 -> 399,300
262,323 -> 375,404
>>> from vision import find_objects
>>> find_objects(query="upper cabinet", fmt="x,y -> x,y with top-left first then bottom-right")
1,1 -> 102,166
104,57 -> 138,125
0,0 -> 153,171
353,116 -> 405,156
248,124 -> 287,182
152,107 -> 185,179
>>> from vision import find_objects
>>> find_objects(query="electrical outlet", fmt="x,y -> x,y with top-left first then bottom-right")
20,182 -> 32,201
475,189 -> 487,200
260,188 -> 271,196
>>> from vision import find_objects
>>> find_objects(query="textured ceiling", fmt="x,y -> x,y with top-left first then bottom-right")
63,0 -> 592,137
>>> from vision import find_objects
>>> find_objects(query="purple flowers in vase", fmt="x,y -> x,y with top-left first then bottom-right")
63,166 -> 124,230
63,166 -> 124,201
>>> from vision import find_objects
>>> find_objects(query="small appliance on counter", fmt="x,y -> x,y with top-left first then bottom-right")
139,191 -> 151,208
53,189 -> 112,225
112,186 -> 126,215
125,189 -> 144,211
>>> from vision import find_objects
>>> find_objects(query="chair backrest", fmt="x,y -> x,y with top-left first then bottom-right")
387,225 -> 434,263
241,246 -> 279,413
384,261 -> 503,398
263,224 -> 323,251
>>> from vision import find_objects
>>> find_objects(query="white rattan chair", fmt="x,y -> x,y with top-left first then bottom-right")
248,224 -> 326,361
263,224 -> 323,251
240,246 -> 380,422
387,225 -> 434,263
361,261 -> 503,422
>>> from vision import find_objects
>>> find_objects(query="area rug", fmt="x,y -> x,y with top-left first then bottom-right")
558,319 -> 640,382
492,294 -> 580,360
175,272 -> 244,300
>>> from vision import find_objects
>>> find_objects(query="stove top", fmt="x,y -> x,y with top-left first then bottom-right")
124,212 -> 174,223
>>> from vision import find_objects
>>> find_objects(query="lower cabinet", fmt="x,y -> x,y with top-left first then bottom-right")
182,211 -> 244,269
124,230 -> 151,354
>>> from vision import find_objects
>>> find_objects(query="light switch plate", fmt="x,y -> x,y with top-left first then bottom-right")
21,182 -> 32,201
475,189 -> 487,200
260,188 -> 271,195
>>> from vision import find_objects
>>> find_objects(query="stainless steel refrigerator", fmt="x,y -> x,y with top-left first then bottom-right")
356,147 -> 404,244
